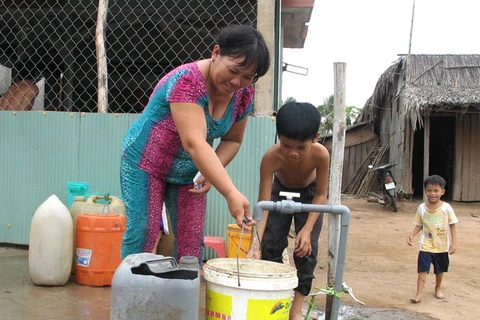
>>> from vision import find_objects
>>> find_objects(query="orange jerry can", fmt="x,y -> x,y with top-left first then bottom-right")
75,213 -> 126,286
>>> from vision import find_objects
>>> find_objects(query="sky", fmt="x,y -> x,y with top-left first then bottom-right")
281,0 -> 480,108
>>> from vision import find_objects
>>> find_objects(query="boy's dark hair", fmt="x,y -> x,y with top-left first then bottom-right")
215,24 -> 270,83
276,102 -> 320,141
424,175 -> 446,189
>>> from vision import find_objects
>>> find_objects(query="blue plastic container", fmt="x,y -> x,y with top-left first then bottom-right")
67,181 -> 90,208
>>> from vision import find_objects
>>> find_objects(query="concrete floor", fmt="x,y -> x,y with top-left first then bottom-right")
1,244 -> 435,320
0,246 -> 206,320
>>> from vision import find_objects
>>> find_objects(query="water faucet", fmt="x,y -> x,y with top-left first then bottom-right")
253,191 -> 300,221
253,191 -> 350,225
252,191 -> 351,320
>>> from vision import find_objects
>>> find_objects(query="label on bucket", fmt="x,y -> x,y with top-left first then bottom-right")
206,289 -> 232,320
206,288 -> 291,320
75,248 -> 92,267
247,297 -> 291,319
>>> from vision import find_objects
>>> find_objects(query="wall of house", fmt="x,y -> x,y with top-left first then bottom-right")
0,112 -> 276,259
393,109 -> 479,201
320,126 -> 379,190
454,113 -> 480,201
378,104 -> 391,146
400,93 -> 415,195
341,138 -> 379,188
376,90 -> 410,193
389,96 -> 409,193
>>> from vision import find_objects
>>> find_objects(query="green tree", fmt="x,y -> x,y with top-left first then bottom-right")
317,95 -> 362,136
345,105 -> 362,126
317,95 -> 334,136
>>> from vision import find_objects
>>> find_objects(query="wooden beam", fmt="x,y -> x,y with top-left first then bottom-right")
453,114 -> 463,200
423,116 -> 430,201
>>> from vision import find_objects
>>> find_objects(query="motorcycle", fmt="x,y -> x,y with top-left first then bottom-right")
368,163 -> 398,212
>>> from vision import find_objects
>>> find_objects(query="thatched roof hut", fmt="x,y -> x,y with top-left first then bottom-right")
357,54 -> 480,201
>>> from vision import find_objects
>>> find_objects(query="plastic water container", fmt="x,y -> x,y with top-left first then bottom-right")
29,194 -> 73,286
110,253 -> 201,320
227,224 -> 252,258
67,181 -> 90,208
75,213 -> 126,286
69,195 -> 126,274
203,258 -> 298,320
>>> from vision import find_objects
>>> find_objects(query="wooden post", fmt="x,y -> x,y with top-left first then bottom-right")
423,115 -> 430,201
325,62 -> 347,320
95,0 -> 109,113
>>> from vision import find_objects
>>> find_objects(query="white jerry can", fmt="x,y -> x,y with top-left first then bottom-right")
29,194 -> 73,286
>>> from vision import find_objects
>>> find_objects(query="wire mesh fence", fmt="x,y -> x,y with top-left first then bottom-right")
0,0 -> 257,113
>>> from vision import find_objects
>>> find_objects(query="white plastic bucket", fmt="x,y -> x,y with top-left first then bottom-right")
203,258 -> 298,320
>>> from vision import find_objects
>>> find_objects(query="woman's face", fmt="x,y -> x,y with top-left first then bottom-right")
210,46 -> 257,95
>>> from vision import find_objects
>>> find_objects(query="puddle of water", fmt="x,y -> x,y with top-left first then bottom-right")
302,305 -> 357,320
302,305 -> 437,320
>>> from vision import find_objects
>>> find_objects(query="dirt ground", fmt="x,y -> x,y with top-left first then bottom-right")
307,195 -> 480,320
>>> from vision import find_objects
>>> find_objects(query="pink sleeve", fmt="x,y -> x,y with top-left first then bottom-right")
168,72 -> 207,104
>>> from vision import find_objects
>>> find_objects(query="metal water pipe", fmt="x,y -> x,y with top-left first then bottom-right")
253,192 -> 351,320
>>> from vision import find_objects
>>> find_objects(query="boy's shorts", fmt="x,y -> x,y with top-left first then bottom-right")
417,251 -> 449,274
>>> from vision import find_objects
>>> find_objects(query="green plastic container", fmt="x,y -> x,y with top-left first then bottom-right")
67,181 -> 90,208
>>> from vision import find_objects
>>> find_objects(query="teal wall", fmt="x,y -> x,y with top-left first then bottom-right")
0,111 -> 276,257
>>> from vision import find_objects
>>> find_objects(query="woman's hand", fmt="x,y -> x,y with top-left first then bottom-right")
189,174 -> 211,194
225,189 -> 255,229
189,181 -> 211,194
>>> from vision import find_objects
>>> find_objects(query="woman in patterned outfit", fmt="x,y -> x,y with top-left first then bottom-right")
120,25 -> 270,261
